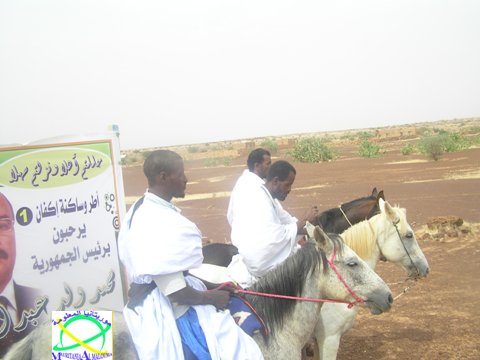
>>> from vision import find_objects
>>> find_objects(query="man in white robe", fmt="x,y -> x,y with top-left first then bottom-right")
227,160 -> 319,289
118,150 -> 263,360
227,148 -> 271,226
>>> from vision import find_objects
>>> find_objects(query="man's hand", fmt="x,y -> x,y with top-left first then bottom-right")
302,205 -> 320,223
168,284 -> 234,310
297,205 -> 320,234
208,290 -> 231,310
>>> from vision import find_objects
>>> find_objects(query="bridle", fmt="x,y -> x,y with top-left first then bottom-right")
371,217 -> 420,300
338,205 -> 353,227
212,246 -> 374,309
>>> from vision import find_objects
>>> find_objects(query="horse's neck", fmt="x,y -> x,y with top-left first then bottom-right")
254,274 -> 323,359
343,218 -> 383,271
344,200 -> 375,223
366,215 -> 388,270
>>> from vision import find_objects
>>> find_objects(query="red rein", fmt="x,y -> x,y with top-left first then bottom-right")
208,247 -> 365,309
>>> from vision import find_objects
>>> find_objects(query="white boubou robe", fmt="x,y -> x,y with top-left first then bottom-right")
227,174 -> 300,289
227,169 -> 265,226
118,192 -> 263,360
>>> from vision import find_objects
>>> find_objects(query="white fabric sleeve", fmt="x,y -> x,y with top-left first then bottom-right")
153,272 -> 187,296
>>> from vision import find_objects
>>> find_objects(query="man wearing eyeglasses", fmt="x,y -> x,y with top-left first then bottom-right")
0,192 -> 44,357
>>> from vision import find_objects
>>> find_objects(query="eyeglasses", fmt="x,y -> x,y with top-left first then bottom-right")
0,219 -> 14,233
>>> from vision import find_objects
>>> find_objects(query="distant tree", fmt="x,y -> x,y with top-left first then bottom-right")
355,140 -> 386,158
288,138 -> 339,163
416,136 -> 444,161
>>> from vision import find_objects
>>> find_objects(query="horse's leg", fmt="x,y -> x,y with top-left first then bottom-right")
315,303 -> 358,360
301,345 -> 308,360
319,335 -> 342,360
313,340 -> 320,360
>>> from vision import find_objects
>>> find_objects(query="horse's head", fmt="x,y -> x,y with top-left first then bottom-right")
306,222 -> 393,315
328,188 -> 385,234
376,199 -> 430,279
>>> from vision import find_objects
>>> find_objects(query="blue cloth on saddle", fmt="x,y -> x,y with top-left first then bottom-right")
226,296 -> 268,337
176,307 -> 212,360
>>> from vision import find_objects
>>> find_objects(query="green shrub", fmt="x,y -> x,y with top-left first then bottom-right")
222,157 -> 231,166
120,158 -> 128,165
200,148 -> 208,153
401,143 -> 415,155
417,127 -> 430,136
416,136 -> 445,161
356,131 -> 374,141
133,149 -> 140,153
260,139 -> 278,152
474,137 -> 480,145
129,157 -> 137,163
203,157 -> 219,167
183,157 -> 194,163
441,131 -> 471,152
287,138 -> 340,163
470,126 -> 480,133
355,140 -> 386,158
187,146 -> 199,153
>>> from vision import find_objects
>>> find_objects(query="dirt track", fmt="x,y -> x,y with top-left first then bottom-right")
122,138 -> 480,359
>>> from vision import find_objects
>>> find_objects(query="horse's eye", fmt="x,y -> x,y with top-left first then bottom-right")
405,232 -> 413,238
347,262 -> 357,267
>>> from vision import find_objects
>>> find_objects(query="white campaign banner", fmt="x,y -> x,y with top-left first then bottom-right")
0,132 -> 127,355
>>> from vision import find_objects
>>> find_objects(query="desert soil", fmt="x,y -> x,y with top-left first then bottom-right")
122,136 -> 480,359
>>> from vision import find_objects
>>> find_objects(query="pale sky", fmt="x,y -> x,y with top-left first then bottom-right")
1,1 -> 479,150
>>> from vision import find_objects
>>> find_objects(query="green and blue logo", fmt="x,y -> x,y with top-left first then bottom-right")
52,310 -> 113,359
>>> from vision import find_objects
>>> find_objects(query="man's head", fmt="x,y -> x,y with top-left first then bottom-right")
0,193 -> 16,292
247,148 -> 271,179
143,150 -> 188,202
266,161 -> 296,201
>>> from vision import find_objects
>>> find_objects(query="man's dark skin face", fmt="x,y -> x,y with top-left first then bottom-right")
0,194 -> 16,293
269,171 -> 295,201
164,159 -> 188,200
266,171 -> 319,235
253,154 -> 272,180
151,159 -> 188,202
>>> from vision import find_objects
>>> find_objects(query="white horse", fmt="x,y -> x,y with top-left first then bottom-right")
5,226 -> 393,360
312,199 -> 430,360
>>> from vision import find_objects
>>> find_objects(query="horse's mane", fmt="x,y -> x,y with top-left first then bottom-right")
341,205 -> 407,261
242,237 -> 343,339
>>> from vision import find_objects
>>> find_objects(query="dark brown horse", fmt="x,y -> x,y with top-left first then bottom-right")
202,188 -> 385,266
314,187 -> 384,233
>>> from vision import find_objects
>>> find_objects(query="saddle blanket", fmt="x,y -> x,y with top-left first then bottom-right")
226,296 -> 267,337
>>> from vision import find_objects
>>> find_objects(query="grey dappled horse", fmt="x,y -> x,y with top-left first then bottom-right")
5,227 -> 393,360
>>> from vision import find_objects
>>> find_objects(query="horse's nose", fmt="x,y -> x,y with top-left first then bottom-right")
387,293 -> 394,307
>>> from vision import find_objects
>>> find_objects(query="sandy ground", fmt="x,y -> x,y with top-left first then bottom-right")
122,138 -> 480,359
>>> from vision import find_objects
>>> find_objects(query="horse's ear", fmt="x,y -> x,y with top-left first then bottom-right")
313,226 -> 333,253
377,190 -> 385,203
378,197 -> 385,212
307,221 -> 332,252
383,201 -> 399,222
371,187 -> 378,197
306,221 -> 316,238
